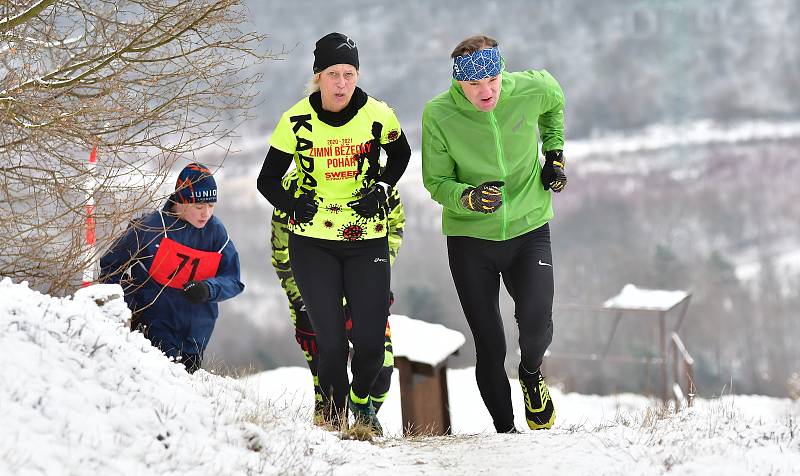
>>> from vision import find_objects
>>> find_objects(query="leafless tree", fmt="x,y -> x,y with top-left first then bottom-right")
1,0 -> 277,294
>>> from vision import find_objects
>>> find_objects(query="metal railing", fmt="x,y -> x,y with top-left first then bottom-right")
670,332 -> 695,409
544,297 -> 694,406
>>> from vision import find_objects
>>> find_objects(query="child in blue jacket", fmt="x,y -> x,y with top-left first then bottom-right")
100,163 -> 244,373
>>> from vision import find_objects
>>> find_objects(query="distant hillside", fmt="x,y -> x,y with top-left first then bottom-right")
244,0 -> 800,138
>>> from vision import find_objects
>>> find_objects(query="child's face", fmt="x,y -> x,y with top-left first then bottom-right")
176,202 -> 215,228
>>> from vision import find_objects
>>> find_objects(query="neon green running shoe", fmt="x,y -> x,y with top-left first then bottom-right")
519,364 -> 555,430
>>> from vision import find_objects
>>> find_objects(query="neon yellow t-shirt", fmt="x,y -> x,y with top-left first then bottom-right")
270,95 -> 402,241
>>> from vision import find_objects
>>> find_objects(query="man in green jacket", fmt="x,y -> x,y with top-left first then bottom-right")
422,34 -> 566,433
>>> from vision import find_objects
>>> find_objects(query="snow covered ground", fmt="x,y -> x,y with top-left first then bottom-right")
2,278 -> 799,475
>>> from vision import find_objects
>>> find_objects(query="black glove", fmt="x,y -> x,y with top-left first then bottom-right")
460,181 -> 504,213
291,193 -> 318,223
541,150 -> 567,192
347,183 -> 388,219
183,280 -> 210,304
292,302 -> 318,355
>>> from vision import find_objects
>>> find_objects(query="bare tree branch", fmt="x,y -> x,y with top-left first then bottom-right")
0,0 -> 278,294
0,0 -> 58,33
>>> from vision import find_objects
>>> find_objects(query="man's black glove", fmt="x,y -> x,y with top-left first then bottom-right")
292,301 -> 318,355
541,150 -> 567,192
460,181 -> 504,213
291,193 -> 318,223
183,280 -> 210,304
347,183 -> 388,219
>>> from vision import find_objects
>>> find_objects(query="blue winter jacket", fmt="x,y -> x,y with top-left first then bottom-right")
99,202 -> 244,355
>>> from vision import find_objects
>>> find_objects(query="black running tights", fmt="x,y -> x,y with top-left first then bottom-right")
289,233 -> 390,413
447,223 -> 554,432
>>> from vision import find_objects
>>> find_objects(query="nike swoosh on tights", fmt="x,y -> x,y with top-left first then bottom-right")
538,260 -> 552,267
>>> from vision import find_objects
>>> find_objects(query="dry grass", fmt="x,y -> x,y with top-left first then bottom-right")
185,357 -> 345,473
339,421 -> 378,442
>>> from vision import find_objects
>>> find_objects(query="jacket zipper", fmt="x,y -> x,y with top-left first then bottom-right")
488,112 -> 508,240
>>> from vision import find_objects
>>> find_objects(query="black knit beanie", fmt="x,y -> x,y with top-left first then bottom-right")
313,32 -> 359,73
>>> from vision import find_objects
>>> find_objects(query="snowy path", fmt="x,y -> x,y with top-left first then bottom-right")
248,367 -> 800,475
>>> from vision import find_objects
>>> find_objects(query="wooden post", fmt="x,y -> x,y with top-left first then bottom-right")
670,332 -> 695,410
660,311 -> 668,402
82,144 -> 98,287
388,314 -> 464,436
395,356 -> 452,436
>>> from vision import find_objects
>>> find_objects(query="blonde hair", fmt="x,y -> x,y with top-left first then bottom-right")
304,73 -> 321,95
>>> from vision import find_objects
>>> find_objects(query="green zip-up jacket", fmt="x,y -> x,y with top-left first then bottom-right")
422,70 -> 565,241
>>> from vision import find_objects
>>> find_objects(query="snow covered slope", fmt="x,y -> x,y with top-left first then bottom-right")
2,278 -> 799,475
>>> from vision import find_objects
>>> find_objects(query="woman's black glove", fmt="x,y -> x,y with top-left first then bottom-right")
183,280 -> 210,304
541,150 -> 567,192
291,193 -> 318,223
347,183 -> 388,219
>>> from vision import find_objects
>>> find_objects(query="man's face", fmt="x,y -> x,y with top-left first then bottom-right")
458,74 -> 502,112
176,202 -> 215,228
318,64 -> 358,112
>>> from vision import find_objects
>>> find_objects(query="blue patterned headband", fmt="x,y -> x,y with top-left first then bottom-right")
453,47 -> 502,81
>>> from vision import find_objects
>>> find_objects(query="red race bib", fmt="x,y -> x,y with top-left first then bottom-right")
149,236 -> 222,289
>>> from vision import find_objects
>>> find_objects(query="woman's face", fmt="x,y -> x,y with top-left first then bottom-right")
318,64 -> 358,112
